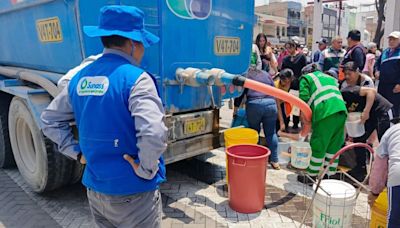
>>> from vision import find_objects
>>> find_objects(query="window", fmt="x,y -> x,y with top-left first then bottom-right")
282,27 -> 286,36
277,26 -> 280,36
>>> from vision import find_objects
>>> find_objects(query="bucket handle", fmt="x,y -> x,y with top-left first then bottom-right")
232,158 -> 246,167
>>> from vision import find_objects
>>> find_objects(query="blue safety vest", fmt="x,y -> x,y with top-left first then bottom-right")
68,53 -> 166,195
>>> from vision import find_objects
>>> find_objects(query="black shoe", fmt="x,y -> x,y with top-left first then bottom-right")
297,175 -> 316,186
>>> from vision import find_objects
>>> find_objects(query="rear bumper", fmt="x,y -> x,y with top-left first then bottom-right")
164,133 -> 221,164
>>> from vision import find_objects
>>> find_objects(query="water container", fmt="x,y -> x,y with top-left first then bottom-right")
313,180 -> 357,228
346,112 -> 365,138
291,142 -> 312,169
370,189 -> 388,228
278,137 -> 292,164
226,144 -> 270,213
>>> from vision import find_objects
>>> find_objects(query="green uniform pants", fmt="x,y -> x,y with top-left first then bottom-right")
307,112 -> 347,176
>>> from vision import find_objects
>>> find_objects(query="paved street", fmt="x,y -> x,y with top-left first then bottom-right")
0,147 -> 371,228
0,105 -> 371,228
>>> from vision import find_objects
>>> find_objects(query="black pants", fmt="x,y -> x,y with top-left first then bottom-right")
351,112 -> 391,180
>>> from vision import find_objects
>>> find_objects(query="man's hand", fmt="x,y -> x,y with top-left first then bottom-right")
124,154 -> 140,173
368,192 -> 378,207
393,84 -> 400,93
360,110 -> 370,124
79,154 -> 87,165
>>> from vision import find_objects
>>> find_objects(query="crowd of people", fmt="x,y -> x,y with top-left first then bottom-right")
234,30 -> 400,227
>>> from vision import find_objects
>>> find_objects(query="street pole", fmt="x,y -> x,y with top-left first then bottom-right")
312,0 -> 323,53
337,0 -> 342,35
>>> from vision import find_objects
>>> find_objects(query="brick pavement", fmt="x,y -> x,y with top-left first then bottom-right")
1,147 -> 371,228
0,169 -> 61,228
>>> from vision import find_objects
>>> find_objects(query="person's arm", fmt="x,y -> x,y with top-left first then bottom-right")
359,87 -> 376,123
125,73 -> 167,180
276,99 -> 285,130
41,86 -> 81,161
368,56 -> 375,79
368,131 -> 389,205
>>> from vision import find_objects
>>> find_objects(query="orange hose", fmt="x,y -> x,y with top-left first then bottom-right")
244,79 -> 312,136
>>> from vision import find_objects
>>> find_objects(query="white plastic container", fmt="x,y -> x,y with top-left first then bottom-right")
278,137 -> 292,164
290,142 -> 312,169
312,180 -> 357,228
346,112 -> 365,138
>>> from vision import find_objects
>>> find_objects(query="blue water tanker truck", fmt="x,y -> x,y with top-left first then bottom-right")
0,0 -> 254,192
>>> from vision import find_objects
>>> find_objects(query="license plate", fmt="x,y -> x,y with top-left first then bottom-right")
184,118 -> 206,135
36,17 -> 63,43
214,37 -> 241,56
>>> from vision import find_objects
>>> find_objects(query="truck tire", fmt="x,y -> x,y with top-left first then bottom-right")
8,97 -> 74,192
0,93 -> 15,168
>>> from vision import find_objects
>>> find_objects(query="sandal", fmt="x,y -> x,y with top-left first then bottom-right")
271,162 -> 281,170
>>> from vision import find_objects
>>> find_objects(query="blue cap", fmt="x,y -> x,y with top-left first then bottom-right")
83,5 -> 159,48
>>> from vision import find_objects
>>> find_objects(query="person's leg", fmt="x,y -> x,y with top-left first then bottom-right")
351,119 -> 376,181
246,101 -> 263,135
87,189 -> 116,228
262,101 -> 279,163
292,115 -> 300,129
388,185 -> 400,228
325,112 -> 347,176
306,119 -> 330,177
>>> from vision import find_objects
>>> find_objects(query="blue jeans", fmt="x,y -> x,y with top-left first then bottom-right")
246,98 -> 278,163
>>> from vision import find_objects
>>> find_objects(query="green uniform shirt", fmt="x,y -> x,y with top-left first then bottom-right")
299,71 -> 347,123
320,47 -> 346,72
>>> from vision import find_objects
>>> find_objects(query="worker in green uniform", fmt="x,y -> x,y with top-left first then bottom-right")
297,64 -> 348,184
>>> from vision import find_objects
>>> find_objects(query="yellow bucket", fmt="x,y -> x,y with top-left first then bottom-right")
224,128 -> 259,183
224,128 -> 259,148
370,189 -> 388,228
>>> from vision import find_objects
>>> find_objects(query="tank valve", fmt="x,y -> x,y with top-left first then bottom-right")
176,68 -> 215,87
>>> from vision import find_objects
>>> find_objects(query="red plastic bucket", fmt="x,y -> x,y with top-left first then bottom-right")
226,144 -> 270,213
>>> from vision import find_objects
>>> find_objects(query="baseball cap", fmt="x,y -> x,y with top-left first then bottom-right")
388,31 -> 400,39
316,38 -> 327,44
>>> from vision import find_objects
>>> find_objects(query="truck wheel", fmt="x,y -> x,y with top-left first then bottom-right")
69,161 -> 84,184
8,97 -> 74,192
0,93 -> 15,168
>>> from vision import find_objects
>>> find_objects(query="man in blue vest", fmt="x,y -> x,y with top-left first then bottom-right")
41,5 -> 167,228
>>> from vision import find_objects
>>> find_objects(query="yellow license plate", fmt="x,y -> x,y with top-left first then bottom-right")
36,17 -> 63,42
214,37 -> 241,56
184,118 -> 206,135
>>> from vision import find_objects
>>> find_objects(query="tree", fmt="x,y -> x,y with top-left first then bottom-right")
373,0 -> 386,48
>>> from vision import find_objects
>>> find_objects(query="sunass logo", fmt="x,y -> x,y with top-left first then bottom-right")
77,76 -> 109,96
166,0 -> 212,20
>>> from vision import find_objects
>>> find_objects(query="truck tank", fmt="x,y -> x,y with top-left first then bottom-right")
0,0 -> 254,192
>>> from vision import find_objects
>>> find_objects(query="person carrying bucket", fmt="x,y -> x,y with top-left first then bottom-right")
340,85 -> 392,182
296,63 -> 348,184
368,118 -> 400,228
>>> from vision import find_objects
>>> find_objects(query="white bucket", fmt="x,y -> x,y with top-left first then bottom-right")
313,180 -> 357,228
290,142 -> 312,169
347,112 -> 362,121
345,112 -> 365,138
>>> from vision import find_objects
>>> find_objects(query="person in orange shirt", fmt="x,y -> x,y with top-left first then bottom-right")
274,68 -> 294,132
